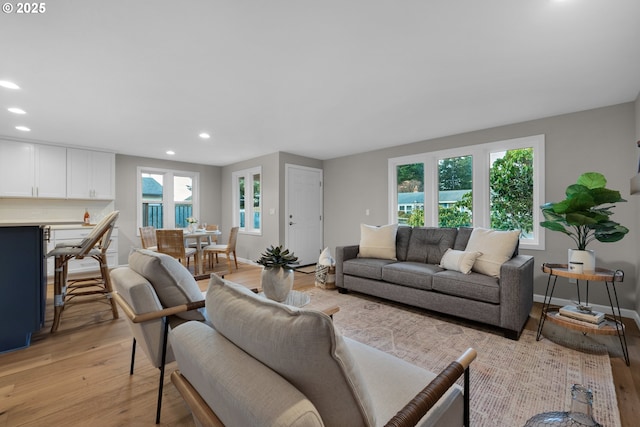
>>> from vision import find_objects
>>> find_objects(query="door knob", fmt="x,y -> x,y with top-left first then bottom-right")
289,221 -> 296,225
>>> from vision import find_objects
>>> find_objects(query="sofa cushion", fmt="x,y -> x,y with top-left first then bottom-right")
206,274 -> 376,427
358,223 -> 398,260
439,248 -> 483,274
464,228 -> 520,278
381,262 -> 443,291
395,226 -> 413,262
453,227 -> 474,251
128,249 -> 205,320
432,270 -> 500,303
343,258 -> 397,281
405,227 -> 457,264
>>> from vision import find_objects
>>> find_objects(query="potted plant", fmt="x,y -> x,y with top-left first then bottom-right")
186,217 -> 198,232
540,172 -> 628,272
256,245 -> 299,302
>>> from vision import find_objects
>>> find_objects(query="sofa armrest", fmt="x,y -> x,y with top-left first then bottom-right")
335,245 -> 360,287
498,255 -> 534,337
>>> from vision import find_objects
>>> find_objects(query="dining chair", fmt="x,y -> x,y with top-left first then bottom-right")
156,229 -> 197,269
139,226 -> 158,251
203,226 -> 239,273
46,210 -> 120,332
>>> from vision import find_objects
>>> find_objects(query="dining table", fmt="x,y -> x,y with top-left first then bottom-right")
184,229 -> 222,277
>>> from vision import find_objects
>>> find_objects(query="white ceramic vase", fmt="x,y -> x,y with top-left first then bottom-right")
568,249 -> 596,274
261,267 -> 294,302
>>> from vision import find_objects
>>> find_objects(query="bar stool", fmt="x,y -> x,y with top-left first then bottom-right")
47,211 -> 120,332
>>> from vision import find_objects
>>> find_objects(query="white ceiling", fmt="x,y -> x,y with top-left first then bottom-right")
1,0 -> 639,166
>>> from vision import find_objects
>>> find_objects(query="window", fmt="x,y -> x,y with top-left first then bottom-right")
438,155 -> 473,228
232,166 -> 261,234
137,167 -> 199,230
388,135 -> 545,250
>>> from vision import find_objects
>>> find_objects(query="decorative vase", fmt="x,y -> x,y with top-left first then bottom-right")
261,267 -> 294,302
523,384 -> 602,426
188,223 -> 197,232
568,249 -> 596,274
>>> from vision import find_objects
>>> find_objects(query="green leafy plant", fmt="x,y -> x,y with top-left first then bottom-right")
540,172 -> 628,250
256,245 -> 299,270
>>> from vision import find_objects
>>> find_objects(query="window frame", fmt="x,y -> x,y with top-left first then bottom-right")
232,166 -> 262,235
388,134 -> 545,250
136,166 -> 200,231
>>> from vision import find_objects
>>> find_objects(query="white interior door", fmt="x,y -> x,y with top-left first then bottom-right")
285,165 -> 323,266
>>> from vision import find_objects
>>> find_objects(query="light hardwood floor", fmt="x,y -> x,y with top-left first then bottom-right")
1,261 -> 639,426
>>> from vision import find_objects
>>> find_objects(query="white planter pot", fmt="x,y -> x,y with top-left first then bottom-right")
261,267 -> 294,302
568,249 -> 596,273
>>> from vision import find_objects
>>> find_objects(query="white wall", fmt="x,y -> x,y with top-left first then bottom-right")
635,92 -> 640,315
323,103 -> 638,310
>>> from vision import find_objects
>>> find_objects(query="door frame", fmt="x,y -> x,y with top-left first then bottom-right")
284,164 -> 323,265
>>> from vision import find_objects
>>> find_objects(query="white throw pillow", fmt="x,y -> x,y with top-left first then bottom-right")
439,248 -> 483,274
358,223 -> 398,260
465,228 -> 520,278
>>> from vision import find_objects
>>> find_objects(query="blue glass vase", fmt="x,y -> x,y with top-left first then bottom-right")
524,385 -> 602,427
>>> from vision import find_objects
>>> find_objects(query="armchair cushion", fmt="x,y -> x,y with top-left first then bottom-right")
205,274 -> 376,427
128,249 -> 205,321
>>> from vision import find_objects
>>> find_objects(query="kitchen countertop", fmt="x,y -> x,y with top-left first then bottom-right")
0,220 -> 85,227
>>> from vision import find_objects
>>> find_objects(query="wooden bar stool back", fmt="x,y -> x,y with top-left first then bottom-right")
47,211 -> 120,332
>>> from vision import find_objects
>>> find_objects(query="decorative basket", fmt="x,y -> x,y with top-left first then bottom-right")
314,264 -> 336,289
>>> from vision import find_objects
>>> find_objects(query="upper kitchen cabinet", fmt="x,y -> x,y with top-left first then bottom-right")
66,148 -> 115,200
0,140 -> 67,198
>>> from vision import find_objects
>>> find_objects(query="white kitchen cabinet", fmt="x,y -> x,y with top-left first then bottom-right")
0,140 -> 67,198
46,226 -> 119,276
66,149 -> 115,200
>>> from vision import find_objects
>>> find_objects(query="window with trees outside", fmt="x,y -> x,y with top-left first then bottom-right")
388,134 -> 545,250
232,166 -> 261,234
137,167 -> 200,230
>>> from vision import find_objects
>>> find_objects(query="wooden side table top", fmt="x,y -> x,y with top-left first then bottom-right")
541,263 -> 624,282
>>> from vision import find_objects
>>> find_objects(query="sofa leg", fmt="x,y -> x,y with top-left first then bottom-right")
338,287 -> 349,294
504,329 -> 520,340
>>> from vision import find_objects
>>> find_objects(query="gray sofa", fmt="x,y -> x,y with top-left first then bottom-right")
336,227 -> 534,339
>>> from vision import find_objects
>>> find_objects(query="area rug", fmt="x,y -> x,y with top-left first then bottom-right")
304,288 -> 621,427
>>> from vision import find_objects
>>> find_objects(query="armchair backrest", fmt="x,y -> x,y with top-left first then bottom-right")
110,266 -> 173,367
206,274 -> 376,426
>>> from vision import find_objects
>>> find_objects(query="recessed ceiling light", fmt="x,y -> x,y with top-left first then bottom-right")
8,107 -> 26,114
199,132 -> 211,139
16,126 -> 30,132
0,80 -> 20,90
166,150 -> 175,155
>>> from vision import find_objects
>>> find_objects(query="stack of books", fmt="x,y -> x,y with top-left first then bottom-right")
558,305 -> 605,325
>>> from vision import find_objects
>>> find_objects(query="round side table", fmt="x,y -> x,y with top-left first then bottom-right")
536,263 -> 629,366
